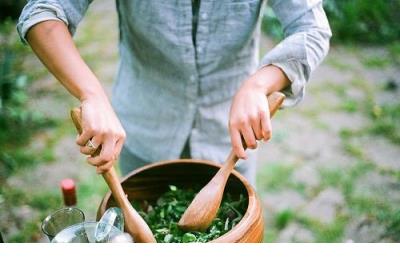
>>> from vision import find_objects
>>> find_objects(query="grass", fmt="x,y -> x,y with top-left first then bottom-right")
264,210 -> 347,243
388,42 -> 400,65
256,162 -> 295,191
262,209 -> 301,242
0,185 -> 62,242
368,102 -> 400,145
340,99 -> 359,113
275,209 -> 295,230
319,162 -> 374,198
77,172 -> 108,218
350,77 -> 371,92
327,83 -> 347,97
263,229 -> 279,243
342,141 -> 364,159
325,56 -> 355,71
350,195 -> 390,217
7,220 -> 43,243
309,216 -> 347,243
346,185 -> 400,242
30,191 -> 62,211
380,209 -> 400,242
362,55 -> 391,69
0,169 -> 107,242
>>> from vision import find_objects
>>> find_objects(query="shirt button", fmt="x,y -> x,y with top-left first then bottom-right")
189,75 -> 196,82
200,12 -> 208,20
197,46 -> 204,54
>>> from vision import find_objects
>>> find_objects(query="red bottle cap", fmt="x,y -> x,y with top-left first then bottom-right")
61,178 -> 77,206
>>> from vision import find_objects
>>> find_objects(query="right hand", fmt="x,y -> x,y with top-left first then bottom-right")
76,95 -> 126,174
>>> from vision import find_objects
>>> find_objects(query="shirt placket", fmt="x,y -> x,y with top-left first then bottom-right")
177,1 -> 199,104
194,0 -> 212,99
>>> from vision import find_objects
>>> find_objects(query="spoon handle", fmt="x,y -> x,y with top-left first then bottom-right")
70,108 -> 156,243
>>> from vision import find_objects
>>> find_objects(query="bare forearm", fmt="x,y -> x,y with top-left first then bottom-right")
26,20 -> 125,173
26,20 -> 106,101
246,65 -> 290,95
229,65 -> 290,158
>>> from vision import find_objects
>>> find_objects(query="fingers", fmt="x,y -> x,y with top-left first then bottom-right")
250,113 -> 263,140
87,137 -> 116,168
96,160 -> 114,174
79,135 -> 102,155
76,128 -> 94,147
240,124 -> 257,150
93,140 -> 118,174
77,129 -> 125,173
74,99 -> 127,174
260,109 -> 272,141
230,127 -> 246,159
230,109 -> 273,159
83,136 -> 125,174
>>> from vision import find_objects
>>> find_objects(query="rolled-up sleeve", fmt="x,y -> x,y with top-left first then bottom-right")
17,0 -> 92,44
260,0 -> 332,106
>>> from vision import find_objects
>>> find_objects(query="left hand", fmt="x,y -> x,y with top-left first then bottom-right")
229,65 -> 290,159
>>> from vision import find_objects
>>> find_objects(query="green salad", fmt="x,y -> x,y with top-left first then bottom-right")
132,185 -> 247,243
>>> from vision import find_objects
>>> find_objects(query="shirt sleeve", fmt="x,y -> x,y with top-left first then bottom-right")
260,0 -> 332,107
17,0 -> 92,44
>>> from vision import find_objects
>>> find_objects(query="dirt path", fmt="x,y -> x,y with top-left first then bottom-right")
258,36 -> 400,242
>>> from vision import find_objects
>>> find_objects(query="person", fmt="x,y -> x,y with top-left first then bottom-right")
17,0 -> 331,186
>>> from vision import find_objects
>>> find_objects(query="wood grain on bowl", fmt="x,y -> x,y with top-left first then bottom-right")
97,159 -> 264,243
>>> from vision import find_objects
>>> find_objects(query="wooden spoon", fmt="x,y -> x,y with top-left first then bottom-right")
70,108 -> 156,243
178,91 -> 285,231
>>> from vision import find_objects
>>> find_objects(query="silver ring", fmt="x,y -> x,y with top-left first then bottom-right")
86,139 -> 97,150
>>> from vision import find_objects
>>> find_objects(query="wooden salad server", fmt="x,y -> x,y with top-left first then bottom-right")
70,108 -> 156,243
178,91 -> 285,231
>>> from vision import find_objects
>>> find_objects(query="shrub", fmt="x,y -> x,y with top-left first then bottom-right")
0,21 -> 53,176
262,0 -> 400,44
0,0 -> 26,22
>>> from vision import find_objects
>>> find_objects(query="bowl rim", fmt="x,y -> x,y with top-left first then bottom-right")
97,158 -> 263,243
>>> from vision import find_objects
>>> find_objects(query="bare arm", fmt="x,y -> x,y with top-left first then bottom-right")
27,20 -> 101,100
229,0 -> 331,159
229,65 -> 289,159
27,20 -> 125,173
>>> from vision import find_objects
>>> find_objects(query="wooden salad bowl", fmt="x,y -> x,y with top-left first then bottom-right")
97,159 -> 264,243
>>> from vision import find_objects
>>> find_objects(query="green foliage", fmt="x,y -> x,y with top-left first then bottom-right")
362,56 -> 391,69
0,184 -> 62,242
340,99 -> 359,113
319,163 -> 373,198
368,103 -> 400,145
313,217 -> 346,243
29,191 -> 61,211
349,195 -> 400,241
275,209 -> 295,230
7,220 -> 42,243
256,163 -> 295,191
388,42 -> 400,64
324,0 -> 400,43
261,6 -> 284,41
380,209 -> 400,242
0,20 -> 54,176
134,185 -> 248,243
0,0 -> 26,22
262,0 -> 400,43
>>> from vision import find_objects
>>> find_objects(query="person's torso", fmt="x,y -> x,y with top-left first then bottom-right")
112,0 -> 264,163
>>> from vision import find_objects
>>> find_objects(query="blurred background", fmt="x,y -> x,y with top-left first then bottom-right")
0,0 -> 399,242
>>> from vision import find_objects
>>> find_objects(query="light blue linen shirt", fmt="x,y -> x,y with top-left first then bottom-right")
18,0 -> 331,167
